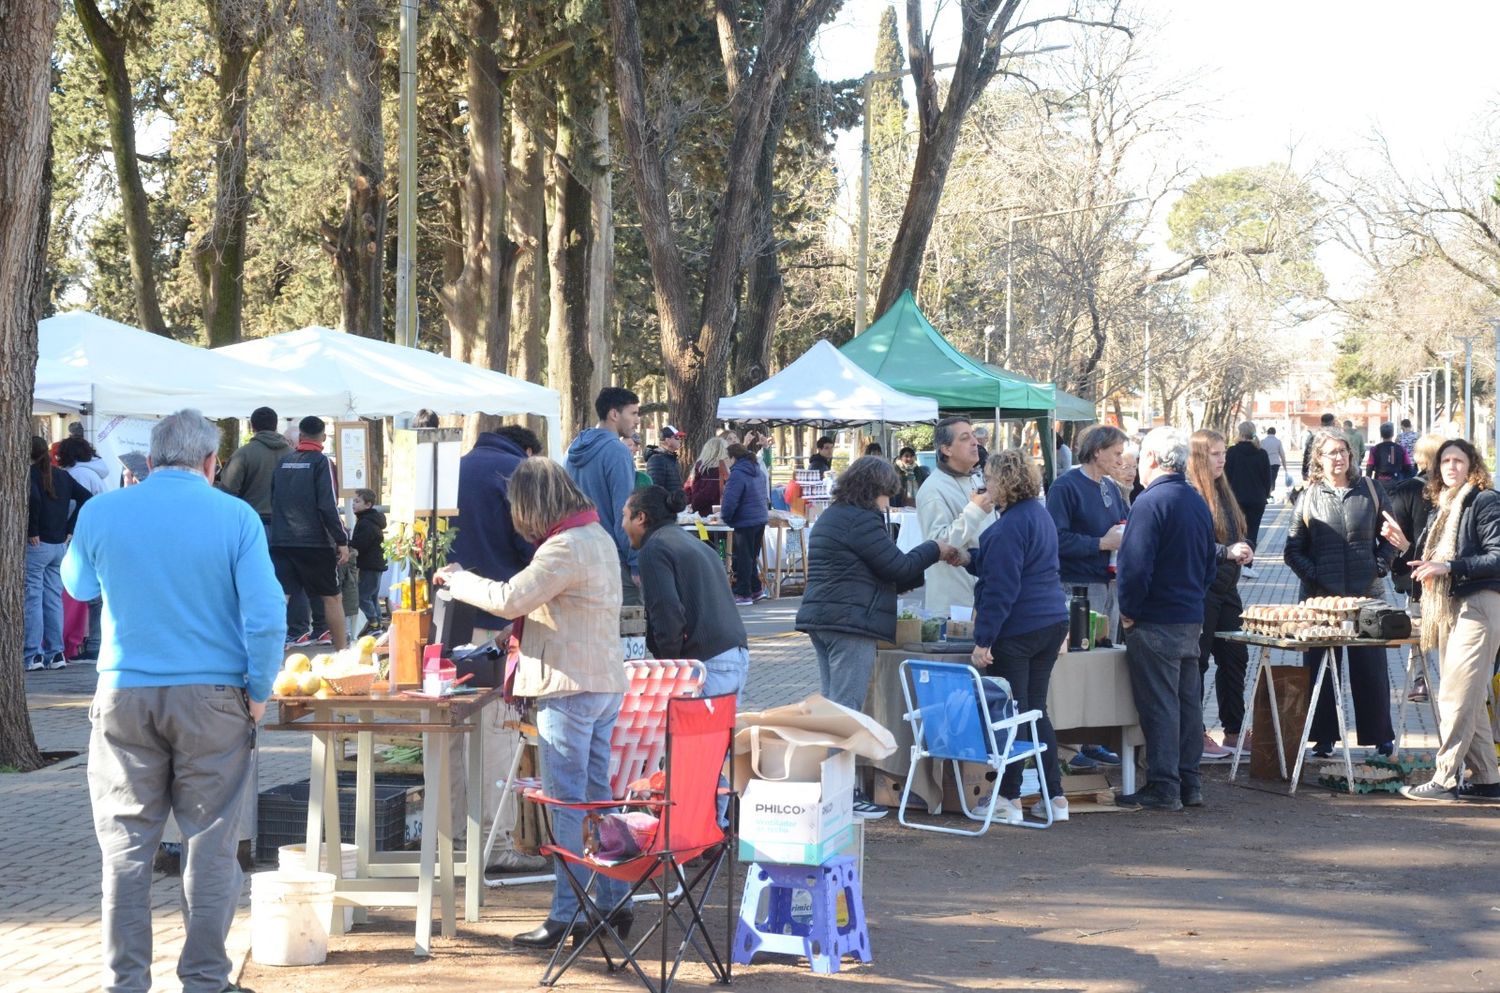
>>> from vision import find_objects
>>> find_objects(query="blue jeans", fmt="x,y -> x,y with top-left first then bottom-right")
357,569 -> 383,626
536,691 -> 631,923
698,646 -> 748,823
700,645 -> 749,700
24,541 -> 67,661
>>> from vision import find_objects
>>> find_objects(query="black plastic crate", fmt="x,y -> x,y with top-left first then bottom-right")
257,779 -> 411,861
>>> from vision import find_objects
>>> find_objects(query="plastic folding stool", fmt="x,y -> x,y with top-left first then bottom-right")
733,857 -> 871,975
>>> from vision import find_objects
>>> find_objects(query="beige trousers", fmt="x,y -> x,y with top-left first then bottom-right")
1434,590 -> 1500,788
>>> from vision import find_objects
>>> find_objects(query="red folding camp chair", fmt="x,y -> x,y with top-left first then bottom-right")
528,693 -> 736,993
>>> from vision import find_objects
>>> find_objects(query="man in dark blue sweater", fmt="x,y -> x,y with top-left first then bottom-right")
1115,427 -> 1218,812
450,423 -> 549,875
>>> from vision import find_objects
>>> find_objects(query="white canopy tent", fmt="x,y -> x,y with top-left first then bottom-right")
716,339 -> 938,426
217,326 -> 564,457
33,356 -> 92,413
38,311 -> 287,418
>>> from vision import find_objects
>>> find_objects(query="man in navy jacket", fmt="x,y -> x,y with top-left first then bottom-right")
449,423 -> 549,875
1115,426 -> 1218,812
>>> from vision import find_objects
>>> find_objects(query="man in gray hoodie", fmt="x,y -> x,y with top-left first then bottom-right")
220,406 -> 290,526
566,387 -> 641,604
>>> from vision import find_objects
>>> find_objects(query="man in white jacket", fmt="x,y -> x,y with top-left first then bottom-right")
916,417 -> 996,616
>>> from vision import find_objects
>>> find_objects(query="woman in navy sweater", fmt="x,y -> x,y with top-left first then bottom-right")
969,450 -> 1069,824
719,443 -> 769,604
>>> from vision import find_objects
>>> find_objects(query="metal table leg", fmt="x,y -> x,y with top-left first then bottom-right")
353,721 -> 373,925
465,713 -> 483,923
1288,651 -> 1331,795
1329,649 -> 1356,794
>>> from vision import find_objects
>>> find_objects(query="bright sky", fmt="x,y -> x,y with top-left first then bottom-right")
812,1 -> 1500,294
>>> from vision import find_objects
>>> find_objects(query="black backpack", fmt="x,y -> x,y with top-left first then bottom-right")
1371,441 -> 1402,480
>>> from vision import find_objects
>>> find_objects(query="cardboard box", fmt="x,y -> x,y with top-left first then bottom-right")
621,635 -> 647,660
738,749 -> 856,865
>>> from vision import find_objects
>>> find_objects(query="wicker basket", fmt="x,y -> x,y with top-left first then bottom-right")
323,668 -> 378,696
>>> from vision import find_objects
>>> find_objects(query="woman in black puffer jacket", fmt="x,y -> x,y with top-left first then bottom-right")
1285,428 -> 1410,755
796,456 -> 953,714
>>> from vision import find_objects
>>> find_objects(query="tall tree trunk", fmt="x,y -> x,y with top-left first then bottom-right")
731,61 -> 797,396
441,0 -> 515,370
873,111 -> 963,318
607,0 -> 839,457
329,1 -> 386,339
507,82 -> 548,442
73,0 -> 167,334
193,6 -> 260,347
0,0 -> 61,772
546,79 -> 596,441
585,92 -> 614,398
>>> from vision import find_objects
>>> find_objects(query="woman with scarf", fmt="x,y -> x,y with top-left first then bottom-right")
1400,438 -> 1500,802
435,458 -> 632,949
1284,428 -> 1409,757
1186,430 -> 1254,760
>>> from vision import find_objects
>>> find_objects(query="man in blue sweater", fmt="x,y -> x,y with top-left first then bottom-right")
1114,426 -> 1218,812
63,410 -> 285,993
566,386 -> 642,604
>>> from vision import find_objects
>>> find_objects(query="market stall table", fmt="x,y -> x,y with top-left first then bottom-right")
265,684 -> 506,956
863,645 -> 1141,812
1222,631 -> 1428,795
679,518 -> 804,598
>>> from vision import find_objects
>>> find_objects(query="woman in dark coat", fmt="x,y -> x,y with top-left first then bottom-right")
1401,438 -> 1500,801
1187,429 -> 1254,758
719,443 -> 769,603
796,456 -> 953,815
1284,428 -> 1410,755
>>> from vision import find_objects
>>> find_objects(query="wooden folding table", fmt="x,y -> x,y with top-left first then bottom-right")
265,685 -> 505,956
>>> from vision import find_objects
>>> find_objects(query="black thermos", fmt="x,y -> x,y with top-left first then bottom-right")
1068,586 -> 1091,651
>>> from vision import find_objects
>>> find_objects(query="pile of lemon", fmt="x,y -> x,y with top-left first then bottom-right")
272,635 -> 379,698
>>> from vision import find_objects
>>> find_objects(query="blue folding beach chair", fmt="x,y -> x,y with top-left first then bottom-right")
897,659 -> 1053,835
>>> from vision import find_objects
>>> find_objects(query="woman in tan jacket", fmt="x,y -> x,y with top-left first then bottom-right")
436,458 -> 630,949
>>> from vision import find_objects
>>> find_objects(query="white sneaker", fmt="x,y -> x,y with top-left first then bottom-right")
485,848 -> 550,874
24,657 -> 43,672
1028,796 -> 1069,822
981,796 -> 1022,825
44,655 -> 68,670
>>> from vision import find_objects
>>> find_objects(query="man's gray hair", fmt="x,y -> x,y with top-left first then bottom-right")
1140,426 -> 1189,473
150,409 -> 221,469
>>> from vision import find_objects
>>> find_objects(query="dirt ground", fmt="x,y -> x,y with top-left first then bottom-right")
240,765 -> 1500,993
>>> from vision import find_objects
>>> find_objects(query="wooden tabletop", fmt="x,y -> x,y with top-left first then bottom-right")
264,683 -> 508,734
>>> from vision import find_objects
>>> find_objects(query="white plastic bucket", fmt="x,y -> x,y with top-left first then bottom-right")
250,869 -> 336,967
278,843 -> 358,930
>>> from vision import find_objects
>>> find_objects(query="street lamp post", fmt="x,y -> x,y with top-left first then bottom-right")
1440,351 -> 1456,430
1457,335 -> 1480,437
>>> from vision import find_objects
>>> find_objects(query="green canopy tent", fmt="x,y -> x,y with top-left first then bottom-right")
841,290 -> 1097,478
